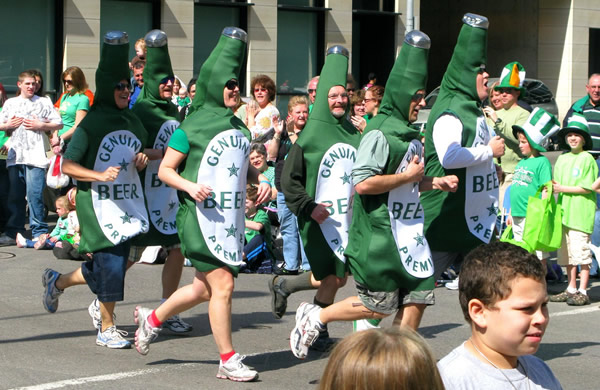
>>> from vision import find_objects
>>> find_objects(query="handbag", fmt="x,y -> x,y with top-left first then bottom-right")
46,154 -> 70,189
500,224 -> 534,253
522,181 -> 562,252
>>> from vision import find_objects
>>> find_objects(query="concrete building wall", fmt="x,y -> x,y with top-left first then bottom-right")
162,0 -> 194,87
246,0 -> 278,92
324,0 -> 353,66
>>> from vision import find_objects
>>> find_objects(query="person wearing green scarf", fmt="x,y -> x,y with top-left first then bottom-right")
420,13 -> 505,288
288,31 -> 458,360
129,29 -> 191,334
132,27 -> 268,382
277,45 -> 361,356
42,31 -> 150,350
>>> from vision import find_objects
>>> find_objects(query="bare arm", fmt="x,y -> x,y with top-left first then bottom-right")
355,155 -> 424,195
419,175 -> 459,192
54,110 -> 87,142
247,165 -> 271,205
552,180 -> 591,194
245,220 -> 264,232
158,147 -> 213,202
62,159 -> 120,182
23,117 -> 62,133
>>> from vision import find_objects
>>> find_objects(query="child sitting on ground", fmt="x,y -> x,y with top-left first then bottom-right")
53,187 -> 88,260
508,108 -> 560,270
242,184 -> 273,273
550,113 -> 597,306
16,196 -> 72,250
437,241 -> 562,389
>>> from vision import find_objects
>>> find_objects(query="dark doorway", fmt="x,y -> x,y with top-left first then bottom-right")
590,28 -> 600,76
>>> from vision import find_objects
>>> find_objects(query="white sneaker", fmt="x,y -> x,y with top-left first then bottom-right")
88,299 -> 117,330
445,277 -> 459,290
15,233 -> 27,248
96,326 -> 131,349
290,302 -> 324,359
134,306 -> 161,355
217,353 -> 258,382
352,318 -> 381,332
163,314 -> 193,333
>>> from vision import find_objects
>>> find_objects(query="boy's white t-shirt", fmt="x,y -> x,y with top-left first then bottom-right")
438,342 -> 563,390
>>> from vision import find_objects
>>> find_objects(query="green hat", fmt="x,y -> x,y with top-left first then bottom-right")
557,112 -> 594,151
494,61 -> 526,95
511,107 -> 560,152
310,45 -> 350,125
378,30 -> 430,123
95,31 -> 130,108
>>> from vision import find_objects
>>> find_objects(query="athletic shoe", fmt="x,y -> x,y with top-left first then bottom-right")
290,302 -> 324,359
352,318 -> 381,332
163,314 -> 193,333
15,233 -> 27,248
0,234 -> 16,247
566,292 -> 590,306
216,353 -> 258,382
88,299 -> 117,330
273,266 -> 299,276
96,325 -> 131,349
134,306 -> 161,355
42,268 -> 63,313
549,290 -> 574,303
268,275 -> 289,319
445,277 -> 459,290
309,327 -> 336,353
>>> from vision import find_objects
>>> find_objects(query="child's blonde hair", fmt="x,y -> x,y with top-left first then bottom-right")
319,328 -> 445,390
56,195 -> 75,214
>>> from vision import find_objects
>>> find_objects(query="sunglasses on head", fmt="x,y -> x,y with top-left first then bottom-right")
226,79 -> 239,90
115,82 -> 132,92
160,76 -> 175,85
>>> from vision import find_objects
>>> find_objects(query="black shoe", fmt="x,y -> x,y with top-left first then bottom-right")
274,267 -> 299,276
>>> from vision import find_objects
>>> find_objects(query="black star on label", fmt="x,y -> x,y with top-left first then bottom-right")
168,201 -> 176,210
225,224 -> 237,237
486,203 -> 499,217
340,172 -> 351,184
228,163 -> 240,177
413,233 -> 425,246
121,212 -> 132,223
119,158 -> 129,171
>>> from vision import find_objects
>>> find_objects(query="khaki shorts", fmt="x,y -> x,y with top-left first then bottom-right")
558,227 -> 592,266
356,282 -> 406,315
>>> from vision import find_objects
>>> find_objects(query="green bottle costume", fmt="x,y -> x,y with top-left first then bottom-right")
65,31 -> 149,253
421,13 -> 499,252
175,27 -> 249,275
345,31 -> 435,293
131,29 -> 180,246
281,46 -> 361,280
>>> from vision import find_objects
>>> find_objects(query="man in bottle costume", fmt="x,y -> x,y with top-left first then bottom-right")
42,31 -> 150,349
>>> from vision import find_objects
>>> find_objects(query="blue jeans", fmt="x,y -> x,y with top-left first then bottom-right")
590,210 -> 600,276
81,241 -> 131,302
7,164 -> 48,238
277,191 -> 310,271
0,160 -> 8,232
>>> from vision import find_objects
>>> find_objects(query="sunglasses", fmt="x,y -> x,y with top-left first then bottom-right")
346,88 -> 355,92
160,76 -> 175,85
226,79 -> 239,90
254,87 -> 268,93
411,92 -> 425,101
63,79 -> 73,85
308,89 -> 316,94
115,82 -> 132,92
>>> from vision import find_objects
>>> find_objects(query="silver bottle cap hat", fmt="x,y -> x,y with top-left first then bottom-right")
462,13 -> 489,30
104,31 -> 129,45
326,45 -> 349,58
222,27 -> 247,43
145,29 -> 168,48
404,30 -> 431,49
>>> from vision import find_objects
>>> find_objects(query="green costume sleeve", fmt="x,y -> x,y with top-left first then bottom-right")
281,143 -> 317,218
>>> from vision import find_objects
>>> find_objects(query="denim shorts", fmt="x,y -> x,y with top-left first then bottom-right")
81,241 -> 131,302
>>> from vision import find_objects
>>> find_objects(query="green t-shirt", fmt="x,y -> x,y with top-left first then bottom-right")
554,151 -> 598,233
168,128 -> 190,154
244,208 -> 271,244
0,106 -> 7,161
510,155 -> 553,217
58,92 -> 90,137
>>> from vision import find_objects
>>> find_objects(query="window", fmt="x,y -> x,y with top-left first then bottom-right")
590,28 -> 600,76
0,1 -> 59,100
276,0 -> 328,114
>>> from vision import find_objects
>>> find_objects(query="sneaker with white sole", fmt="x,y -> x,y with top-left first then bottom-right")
88,299 -> 117,330
352,318 -> 381,332
134,306 -> 161,355
445,277 -> 459,290
0,234 -> 16,247
42,268 -> 63,313
217,353 -> 258,382
15,233 -> 27,248
163,314 -> 193,333
96,325 -> 131,349
290,302 -> 324,359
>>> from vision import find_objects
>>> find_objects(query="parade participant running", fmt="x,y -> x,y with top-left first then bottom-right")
42,31 -> 150,349
420,13 -> 505,290
288,31 -> 458,360
132,27 -> 269,382
279,45 -> 361,352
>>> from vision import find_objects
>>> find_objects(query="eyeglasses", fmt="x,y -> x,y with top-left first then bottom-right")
254,87 -> 267,93
115,82 -> 132,92
63,79 -> 73,85
346,88 -> 355,93
411,92 -> 425,102
159,76 -> 175,85
226,79 -> 239,90
328,93 -> 348,100
308,89 -> 316,94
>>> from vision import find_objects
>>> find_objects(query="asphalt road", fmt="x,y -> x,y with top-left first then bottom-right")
0,238 -> 599,390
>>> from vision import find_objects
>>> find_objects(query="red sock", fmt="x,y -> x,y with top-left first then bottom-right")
220,350 -> 236,363
148,310 -> 162,328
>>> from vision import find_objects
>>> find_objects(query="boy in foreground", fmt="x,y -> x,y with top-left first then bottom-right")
437,241 -> 562,389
